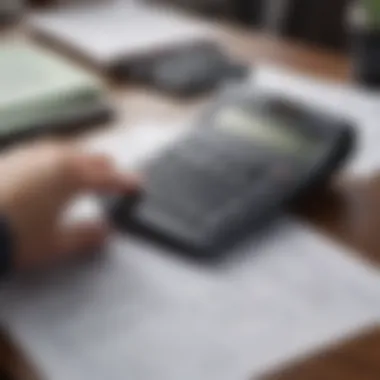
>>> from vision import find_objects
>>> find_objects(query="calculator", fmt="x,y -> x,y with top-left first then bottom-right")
105,90 -> 356,258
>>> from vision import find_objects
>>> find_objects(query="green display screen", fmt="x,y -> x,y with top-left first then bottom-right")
215,106 -> 320,155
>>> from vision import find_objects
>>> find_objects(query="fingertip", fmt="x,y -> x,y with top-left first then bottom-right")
58,221 -> 111,256
103,171 -> 142,194
122,172 -> 143,191
88,154 -> 114,170
85,222 -> 111,246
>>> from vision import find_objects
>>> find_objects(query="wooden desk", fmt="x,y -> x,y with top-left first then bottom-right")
3,23 -> 380,380
264,327 -> 380,380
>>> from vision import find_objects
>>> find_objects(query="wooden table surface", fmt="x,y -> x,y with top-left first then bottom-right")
2,18 -> 380,380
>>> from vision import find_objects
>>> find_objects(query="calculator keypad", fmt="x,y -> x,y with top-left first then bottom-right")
136,132 -> 272,233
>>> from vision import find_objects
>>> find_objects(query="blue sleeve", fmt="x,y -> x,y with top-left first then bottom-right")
0,217 -> 13,277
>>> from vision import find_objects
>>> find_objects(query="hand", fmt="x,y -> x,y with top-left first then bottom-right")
0,141 -> 138,272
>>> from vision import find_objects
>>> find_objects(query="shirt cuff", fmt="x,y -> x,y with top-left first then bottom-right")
0,217 -> 13,276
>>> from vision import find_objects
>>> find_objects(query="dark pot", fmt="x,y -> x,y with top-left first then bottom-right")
351,29 -> 380,87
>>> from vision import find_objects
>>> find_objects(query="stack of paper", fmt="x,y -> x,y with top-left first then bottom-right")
29,0 -> 216,67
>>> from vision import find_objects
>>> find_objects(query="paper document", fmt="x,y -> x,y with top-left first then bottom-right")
1,120 -> 380,380
29,0 -> 215,65
1,221 -> 380,380
253,66 -> 380,176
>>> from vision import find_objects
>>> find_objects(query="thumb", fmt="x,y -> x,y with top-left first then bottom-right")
56,221 -> 110,257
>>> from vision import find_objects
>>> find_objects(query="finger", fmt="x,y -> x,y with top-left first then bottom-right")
70,154 -> 141,193
55,221 -> 110,256
83,154 -> 114,171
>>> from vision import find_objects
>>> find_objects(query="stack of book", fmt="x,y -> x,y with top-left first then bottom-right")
0,42 -> 112,146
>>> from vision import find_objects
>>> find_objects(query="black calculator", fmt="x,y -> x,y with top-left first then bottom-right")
105,90 -> 356,258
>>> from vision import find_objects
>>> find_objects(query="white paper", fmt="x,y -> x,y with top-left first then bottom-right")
1,116 -> 380,379
29,1 -> 215,65
252,65 -> 380,176
1,221 -> 380,380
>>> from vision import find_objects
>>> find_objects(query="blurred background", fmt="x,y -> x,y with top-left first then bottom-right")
24,0 -> 380,86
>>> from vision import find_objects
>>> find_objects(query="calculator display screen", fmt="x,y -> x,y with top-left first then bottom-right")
215,107 -> 321,156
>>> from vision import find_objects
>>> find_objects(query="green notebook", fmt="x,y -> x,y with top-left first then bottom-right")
0,42 -> 111,143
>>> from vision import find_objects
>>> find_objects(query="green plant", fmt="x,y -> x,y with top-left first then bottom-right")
362,0 -> 380,27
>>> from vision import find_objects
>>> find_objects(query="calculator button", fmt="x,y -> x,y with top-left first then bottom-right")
146,160 -> 236,219
246,165 -> 266,179
271,164 -> 293,180
140,130 -> 273,230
